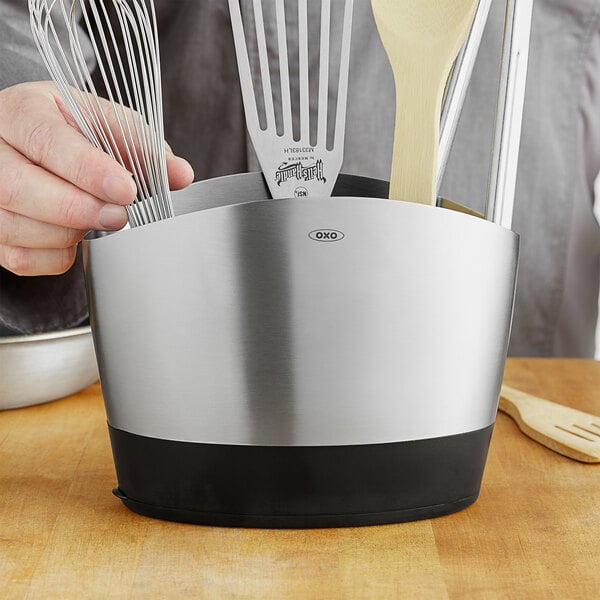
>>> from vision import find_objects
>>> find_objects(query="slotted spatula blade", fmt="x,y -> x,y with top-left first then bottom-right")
500,385 -> 600,463
229,0 -> 354,200
371,0 -> 479,205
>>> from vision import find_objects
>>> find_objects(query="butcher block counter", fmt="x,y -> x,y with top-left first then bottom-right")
1,358 -> 599,599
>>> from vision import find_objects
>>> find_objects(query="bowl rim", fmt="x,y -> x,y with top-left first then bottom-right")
0,325 -> 92,345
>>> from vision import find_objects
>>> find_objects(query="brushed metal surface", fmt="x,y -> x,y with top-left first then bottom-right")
0,327 -> 98,410
84,175 -> 518,446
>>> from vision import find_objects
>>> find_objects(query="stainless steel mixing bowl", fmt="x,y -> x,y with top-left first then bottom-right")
0,326 -> 98,411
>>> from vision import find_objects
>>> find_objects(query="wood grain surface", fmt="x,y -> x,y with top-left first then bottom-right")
1,358 -> 598,599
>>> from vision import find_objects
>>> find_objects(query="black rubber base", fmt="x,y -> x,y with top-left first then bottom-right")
108,425 -> 494,528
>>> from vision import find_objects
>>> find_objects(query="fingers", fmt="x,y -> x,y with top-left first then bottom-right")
0,244 -> 78,276
73,95 -> 195,192
0,141 -> 128,231
0,137 -> 127,276
91,98 -> 195,191
0,208 -> 85,249
0,85 -> 137,206
0,82 -> 195,278
1,83 -> 194,204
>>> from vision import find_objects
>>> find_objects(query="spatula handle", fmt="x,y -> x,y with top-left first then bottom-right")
498,384 -> 573,421
498,384 -> 542,416
388,68 -> 445,205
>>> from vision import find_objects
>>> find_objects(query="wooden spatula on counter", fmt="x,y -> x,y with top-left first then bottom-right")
371,0 -> 479,205
500,385 -> 600,463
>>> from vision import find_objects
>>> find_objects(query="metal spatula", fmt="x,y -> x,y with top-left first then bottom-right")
229,0 -> 354,200
500,385 -> 600,463
371,0 -> 479,205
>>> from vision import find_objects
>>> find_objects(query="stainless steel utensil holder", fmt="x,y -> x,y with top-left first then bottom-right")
83,173 -> 518,527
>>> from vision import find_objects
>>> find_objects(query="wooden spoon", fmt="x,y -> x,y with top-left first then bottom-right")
500,385 -> 600,463
371,0 -> 479,204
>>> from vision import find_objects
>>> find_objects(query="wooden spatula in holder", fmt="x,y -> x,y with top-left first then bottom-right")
371,0 -> 479,205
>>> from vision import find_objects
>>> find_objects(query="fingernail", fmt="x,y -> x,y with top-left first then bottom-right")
102,175 -> 137,204
99,204 -> 128,230
164,141 -> 174,155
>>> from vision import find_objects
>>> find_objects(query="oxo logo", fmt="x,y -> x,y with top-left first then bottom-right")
308,229 -> 345,242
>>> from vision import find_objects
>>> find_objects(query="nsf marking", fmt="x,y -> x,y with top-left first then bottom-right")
308,229 -> 345,243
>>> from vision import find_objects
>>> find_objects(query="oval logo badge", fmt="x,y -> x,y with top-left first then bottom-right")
308,229 -> 345,242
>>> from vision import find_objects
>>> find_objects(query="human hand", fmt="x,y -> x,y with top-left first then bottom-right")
0,81 -> 194,276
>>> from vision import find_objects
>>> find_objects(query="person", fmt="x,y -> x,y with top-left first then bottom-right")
0,0 -> 599,356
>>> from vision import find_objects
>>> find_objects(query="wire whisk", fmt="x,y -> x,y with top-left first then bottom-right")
29,0 -> 172,227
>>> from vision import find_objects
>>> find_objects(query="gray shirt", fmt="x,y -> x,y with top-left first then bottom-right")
1,0 -> 599,356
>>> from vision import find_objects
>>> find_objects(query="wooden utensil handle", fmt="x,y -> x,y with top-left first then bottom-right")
499,384 -> 538,418
499,384 -> 559,419
388,69 -> 445,206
